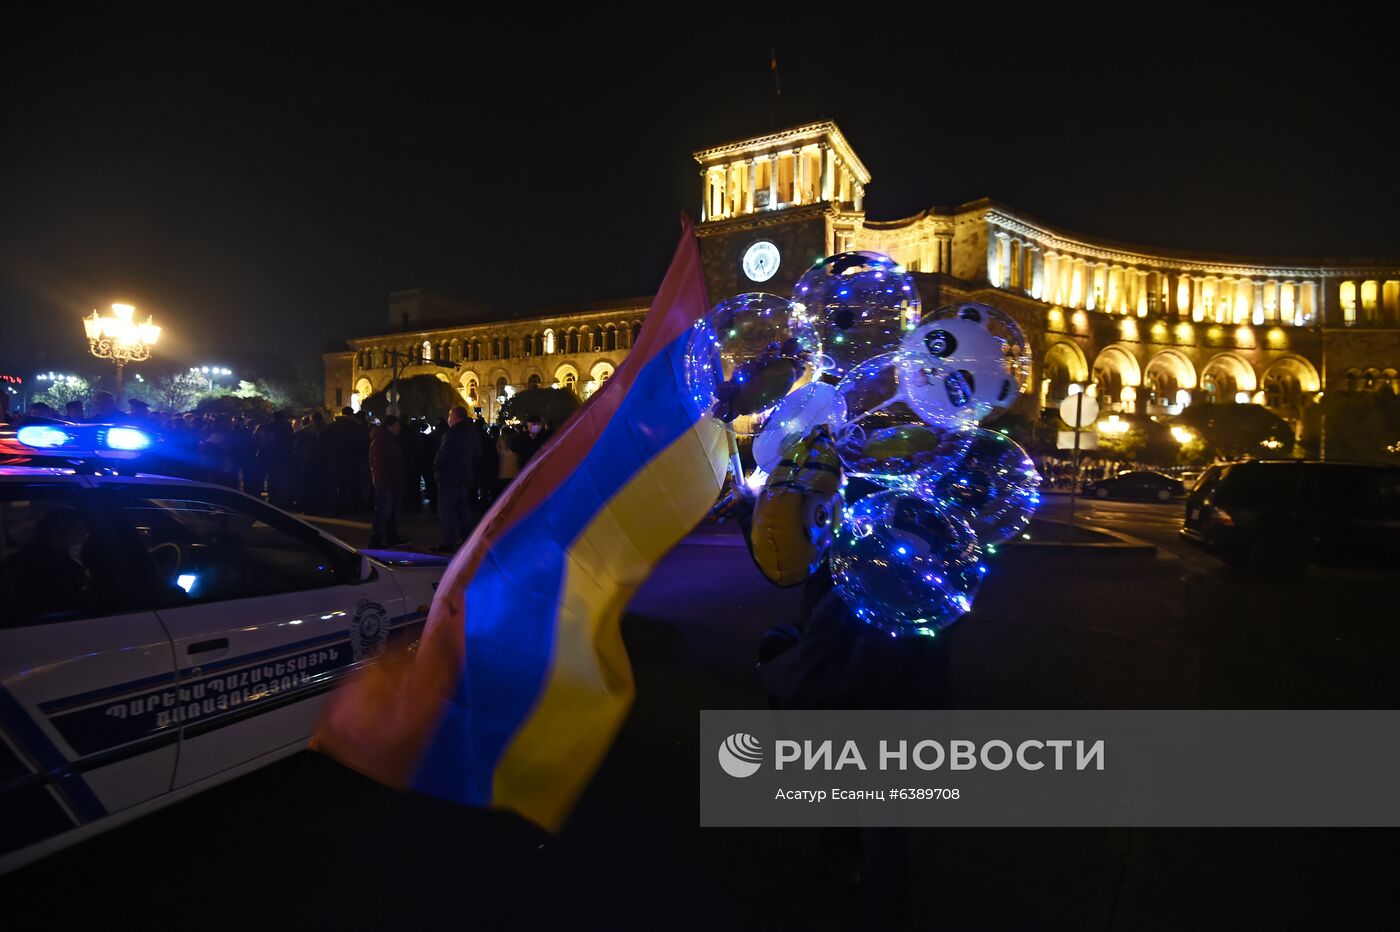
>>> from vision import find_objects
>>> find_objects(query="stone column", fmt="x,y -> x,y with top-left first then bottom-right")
768,153 -> 779,209
854,183 -> 864,212
746,159 -> 756,214
1191,277 -> 1204,322
1030,246 -> 1045,299
819,143 -> 832,201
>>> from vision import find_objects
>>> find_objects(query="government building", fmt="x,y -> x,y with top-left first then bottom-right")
325,121 -> 1400,436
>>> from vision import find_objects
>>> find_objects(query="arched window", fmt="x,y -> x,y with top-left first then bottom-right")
631,322 -> 642,346
525,333 -> 534,356
502,337 -> 511,359
465,378 -> 478,401
543,329 -> 555,354
528,373 -> 541,391
496,376 -> 508,399
563,372 -> 577,394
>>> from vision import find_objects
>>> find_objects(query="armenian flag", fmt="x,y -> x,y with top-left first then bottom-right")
313,218 -> 728,830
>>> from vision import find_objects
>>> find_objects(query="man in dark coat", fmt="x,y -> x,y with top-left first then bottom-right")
369,415 -> 405,548
433,405 -> 481,552
258,410 -> 297,509
320,407 -> 365,515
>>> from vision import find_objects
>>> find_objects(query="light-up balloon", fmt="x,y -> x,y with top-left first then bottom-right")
916,428 -> 1041,547
905,302 -> 1032,421
684,293 -> 820,422
830,490 -> 984,635
793,252 -> 919,379
833,352 -> 970,485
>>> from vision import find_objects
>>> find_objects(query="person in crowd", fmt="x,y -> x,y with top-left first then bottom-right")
88,391 -> 118,422
420,417 -> 446,511
320,407 -> 366,515
473,415 -> 498,509
398,418 -> 424,513
22,402 -> 59,423
65,400 -> 85,421
198,416 -> 236,487
227,415 -> 255,493
433,406 -> 481,553
496,427 -> 523,497
294,413 -> 323,514
369,414 -> 406,548
125,398 -> 155,430
258,409 -> 297,509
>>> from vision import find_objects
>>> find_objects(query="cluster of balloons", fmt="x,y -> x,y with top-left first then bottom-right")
686,251 -> 1041,636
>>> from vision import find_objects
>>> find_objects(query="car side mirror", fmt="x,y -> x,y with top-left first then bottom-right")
358,554 -> 375,583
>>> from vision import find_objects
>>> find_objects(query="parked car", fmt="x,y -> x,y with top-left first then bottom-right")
0,423 -> 449,873
1181,459 -> 1400,576
1082,471 -> 1186,502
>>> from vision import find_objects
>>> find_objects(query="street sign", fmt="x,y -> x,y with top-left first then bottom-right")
1058,430 -> 1098,450
1059,394 -> 1099,428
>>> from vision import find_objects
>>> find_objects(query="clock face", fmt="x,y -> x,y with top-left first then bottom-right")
742,241 -> 781,283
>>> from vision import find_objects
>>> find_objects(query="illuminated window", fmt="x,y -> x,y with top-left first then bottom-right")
543,329 -> 555,354
1340,282 -> 1357,326
1361,281 -> 1380,323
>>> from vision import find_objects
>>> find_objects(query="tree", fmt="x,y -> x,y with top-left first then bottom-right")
34,375 -> 91,411
1172,403 -> 1295,461
361,374 -> 461,423
1303,391 -> 1400,465
147,372 -> 206,413
499,388 -> 580,427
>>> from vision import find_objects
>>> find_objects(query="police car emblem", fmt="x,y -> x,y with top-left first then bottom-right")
350,596 -> 390,661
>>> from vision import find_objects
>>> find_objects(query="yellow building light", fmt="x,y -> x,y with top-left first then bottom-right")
1234,326 -> 1255,348
1150,321 -> 1168,341
1174,322 -> 1194,344
1266,327 -> 1287,349
1171,425 -> 1195,445
1099,414 -> 1130,435
1071,310 -> 1088,332
1047,307 -> 1065,330
1120,318 -> 1138,341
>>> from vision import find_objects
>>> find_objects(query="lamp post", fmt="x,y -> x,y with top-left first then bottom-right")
83,303 -> 159,401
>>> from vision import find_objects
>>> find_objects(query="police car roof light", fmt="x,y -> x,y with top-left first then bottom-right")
16,425 -> 73,448
106,427 -> 152,451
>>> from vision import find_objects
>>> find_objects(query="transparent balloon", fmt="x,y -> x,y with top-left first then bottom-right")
684,293 -> 819,423
830,490 -> 984,635
833,352 -> 971,485
752,381 -> 847,474
793,252 -> 920,380
916,428 -> 1042,548
904,301 -> 1032,422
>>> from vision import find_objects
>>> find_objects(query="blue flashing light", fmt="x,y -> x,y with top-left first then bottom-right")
17,425 -> 72,448
176,574 -> 198,593
106,427 -> 151,451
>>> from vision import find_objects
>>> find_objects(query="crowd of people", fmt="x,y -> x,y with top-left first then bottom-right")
4,391 -> 554,553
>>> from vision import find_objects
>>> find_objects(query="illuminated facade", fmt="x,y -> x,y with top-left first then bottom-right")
324,290 -> 646,422
328,121 -> 1400,436
694,121 -> 1400,434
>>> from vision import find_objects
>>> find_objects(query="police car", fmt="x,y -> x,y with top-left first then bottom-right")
0,423 -> 446,873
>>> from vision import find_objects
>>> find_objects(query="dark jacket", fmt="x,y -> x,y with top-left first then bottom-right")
434,420 -> 481,489
370,426 -> 406,492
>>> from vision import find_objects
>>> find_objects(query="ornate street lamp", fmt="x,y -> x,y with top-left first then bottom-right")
83,303 -> 159,399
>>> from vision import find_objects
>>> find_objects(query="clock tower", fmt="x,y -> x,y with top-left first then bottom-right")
693,120 -> 871,303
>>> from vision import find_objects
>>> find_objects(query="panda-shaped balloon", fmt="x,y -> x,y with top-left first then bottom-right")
902,305 -> 1020,424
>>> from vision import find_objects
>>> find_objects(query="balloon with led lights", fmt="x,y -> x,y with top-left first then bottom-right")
793,252 -> 919,379
830,490 -> 984,635
832,352 -> 970,485
917,428 -> 1041,548
752,381 -> 847,474
904,302 -> 1032,422
684,293 -> 820,423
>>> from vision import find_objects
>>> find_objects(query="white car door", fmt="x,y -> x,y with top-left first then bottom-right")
0,480 -> 177,862
106,483 -> 412,789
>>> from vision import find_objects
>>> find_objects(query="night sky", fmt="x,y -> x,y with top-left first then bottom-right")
3,11 -> 1395,382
